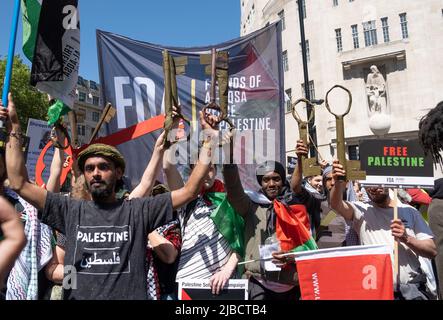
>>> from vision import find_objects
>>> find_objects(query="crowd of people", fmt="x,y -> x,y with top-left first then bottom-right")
0,93 -> 442,300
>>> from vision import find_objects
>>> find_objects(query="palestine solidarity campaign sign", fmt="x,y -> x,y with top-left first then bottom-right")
96,23 -> 285,189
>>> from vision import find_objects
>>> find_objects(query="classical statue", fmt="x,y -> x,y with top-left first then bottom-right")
366,65 -> 387,114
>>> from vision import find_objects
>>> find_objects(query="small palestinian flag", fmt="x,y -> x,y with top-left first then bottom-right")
274,200 -> 318,252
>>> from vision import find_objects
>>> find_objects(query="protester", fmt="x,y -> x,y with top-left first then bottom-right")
312,162 -> 359,248
222,138 -> 320,300
0,93 -> 219,300
304,175 -> 323,195
330,160 -> 437,299
0,196 -> 26,290
428,178 -> 443,299
164,145 -> 242,296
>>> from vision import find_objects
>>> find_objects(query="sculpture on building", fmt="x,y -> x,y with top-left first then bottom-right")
365,65 -> 391,136
366,65 -> 387,114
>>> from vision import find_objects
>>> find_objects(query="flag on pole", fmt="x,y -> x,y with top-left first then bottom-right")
24,0 -> 80,123
293,245 -> 394,300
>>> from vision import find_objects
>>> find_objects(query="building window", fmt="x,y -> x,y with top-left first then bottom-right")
285,88 -> 292,113
335,28 -> 343,52
89,80 -> 98,90
400,13 -> 408,39
381,17 -> 390,42
363,20 -> 378,46
282,50 -> 289,72
299,40 -> 310,62
77,125 -> 85,136
301,81 -> 315,99
278,10 -> 285,30
348,145 -> 359,160
301,0 -> 306,19
92,111 -> 100,122
93,96 -> 100,106
333,0 -> 338,7
78,92 -> 86,102
351,24 -> 359,49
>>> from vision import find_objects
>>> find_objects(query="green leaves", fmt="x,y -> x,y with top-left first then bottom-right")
0,55 -> 48,130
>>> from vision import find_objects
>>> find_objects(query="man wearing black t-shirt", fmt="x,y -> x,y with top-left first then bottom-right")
1,93 -> 219,300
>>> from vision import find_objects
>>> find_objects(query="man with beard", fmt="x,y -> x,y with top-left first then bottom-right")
330,160 -> 437,299
221,141 -> 320,300
0,93 -> 219,300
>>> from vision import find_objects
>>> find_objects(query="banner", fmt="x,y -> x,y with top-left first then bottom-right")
293,245 -> 394,300
359,139 -> 434,187
25,118 -> 53,182
96,23 -> 285,190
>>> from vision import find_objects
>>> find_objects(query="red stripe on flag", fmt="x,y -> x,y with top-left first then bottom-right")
274,201 -> 312,251
73,115 -> 165,156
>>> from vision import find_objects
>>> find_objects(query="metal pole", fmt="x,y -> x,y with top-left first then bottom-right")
297,0 -> 317,158
2,0 -> 22,113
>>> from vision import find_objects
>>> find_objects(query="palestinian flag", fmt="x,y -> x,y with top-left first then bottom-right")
22,0 -> 79,122
206,192 -> 245,258
21,0 -> 42,62
274,200 -> 318,252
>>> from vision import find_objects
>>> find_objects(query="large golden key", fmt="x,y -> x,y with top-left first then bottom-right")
200,48 -> 235,134
162,50 -> 191,149
325,85 -> 366,181
291,98 -> 321,177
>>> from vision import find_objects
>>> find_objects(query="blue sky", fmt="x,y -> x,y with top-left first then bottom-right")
0,0 -> 241,83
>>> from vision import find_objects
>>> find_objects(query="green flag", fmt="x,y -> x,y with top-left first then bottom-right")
47,99 -> 70,125
206,192 -> 245,258
21,0 -> 42,62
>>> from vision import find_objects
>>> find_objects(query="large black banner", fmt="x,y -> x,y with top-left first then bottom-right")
96,23 -> 285,190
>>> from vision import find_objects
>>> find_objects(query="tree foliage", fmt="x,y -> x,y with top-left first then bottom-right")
0,55 -> 48,130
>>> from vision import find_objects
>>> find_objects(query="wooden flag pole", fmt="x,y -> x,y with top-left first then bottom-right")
393,188 -> 400,291
68,110 -> 79,148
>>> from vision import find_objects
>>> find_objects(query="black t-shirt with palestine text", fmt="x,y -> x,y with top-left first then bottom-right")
41,192 -> 173,300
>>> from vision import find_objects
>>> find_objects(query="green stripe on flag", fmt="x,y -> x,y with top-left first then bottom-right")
206,192 -> 245,258
290,237 -> 318,253
21,0 -> 42,62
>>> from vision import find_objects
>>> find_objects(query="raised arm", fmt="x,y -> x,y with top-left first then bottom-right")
329,160 -> 354,221
162,148 -> 184,191
170,111 -> 218,209
128,131 -> 166,199
217,129 -> 251,218
1,94 -> 47,210
290,139 -> 308,194
46,127 -> 66,193
0,196 -> 26,289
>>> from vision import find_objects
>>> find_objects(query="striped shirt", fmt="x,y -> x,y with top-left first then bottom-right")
176,196 -> 232,280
